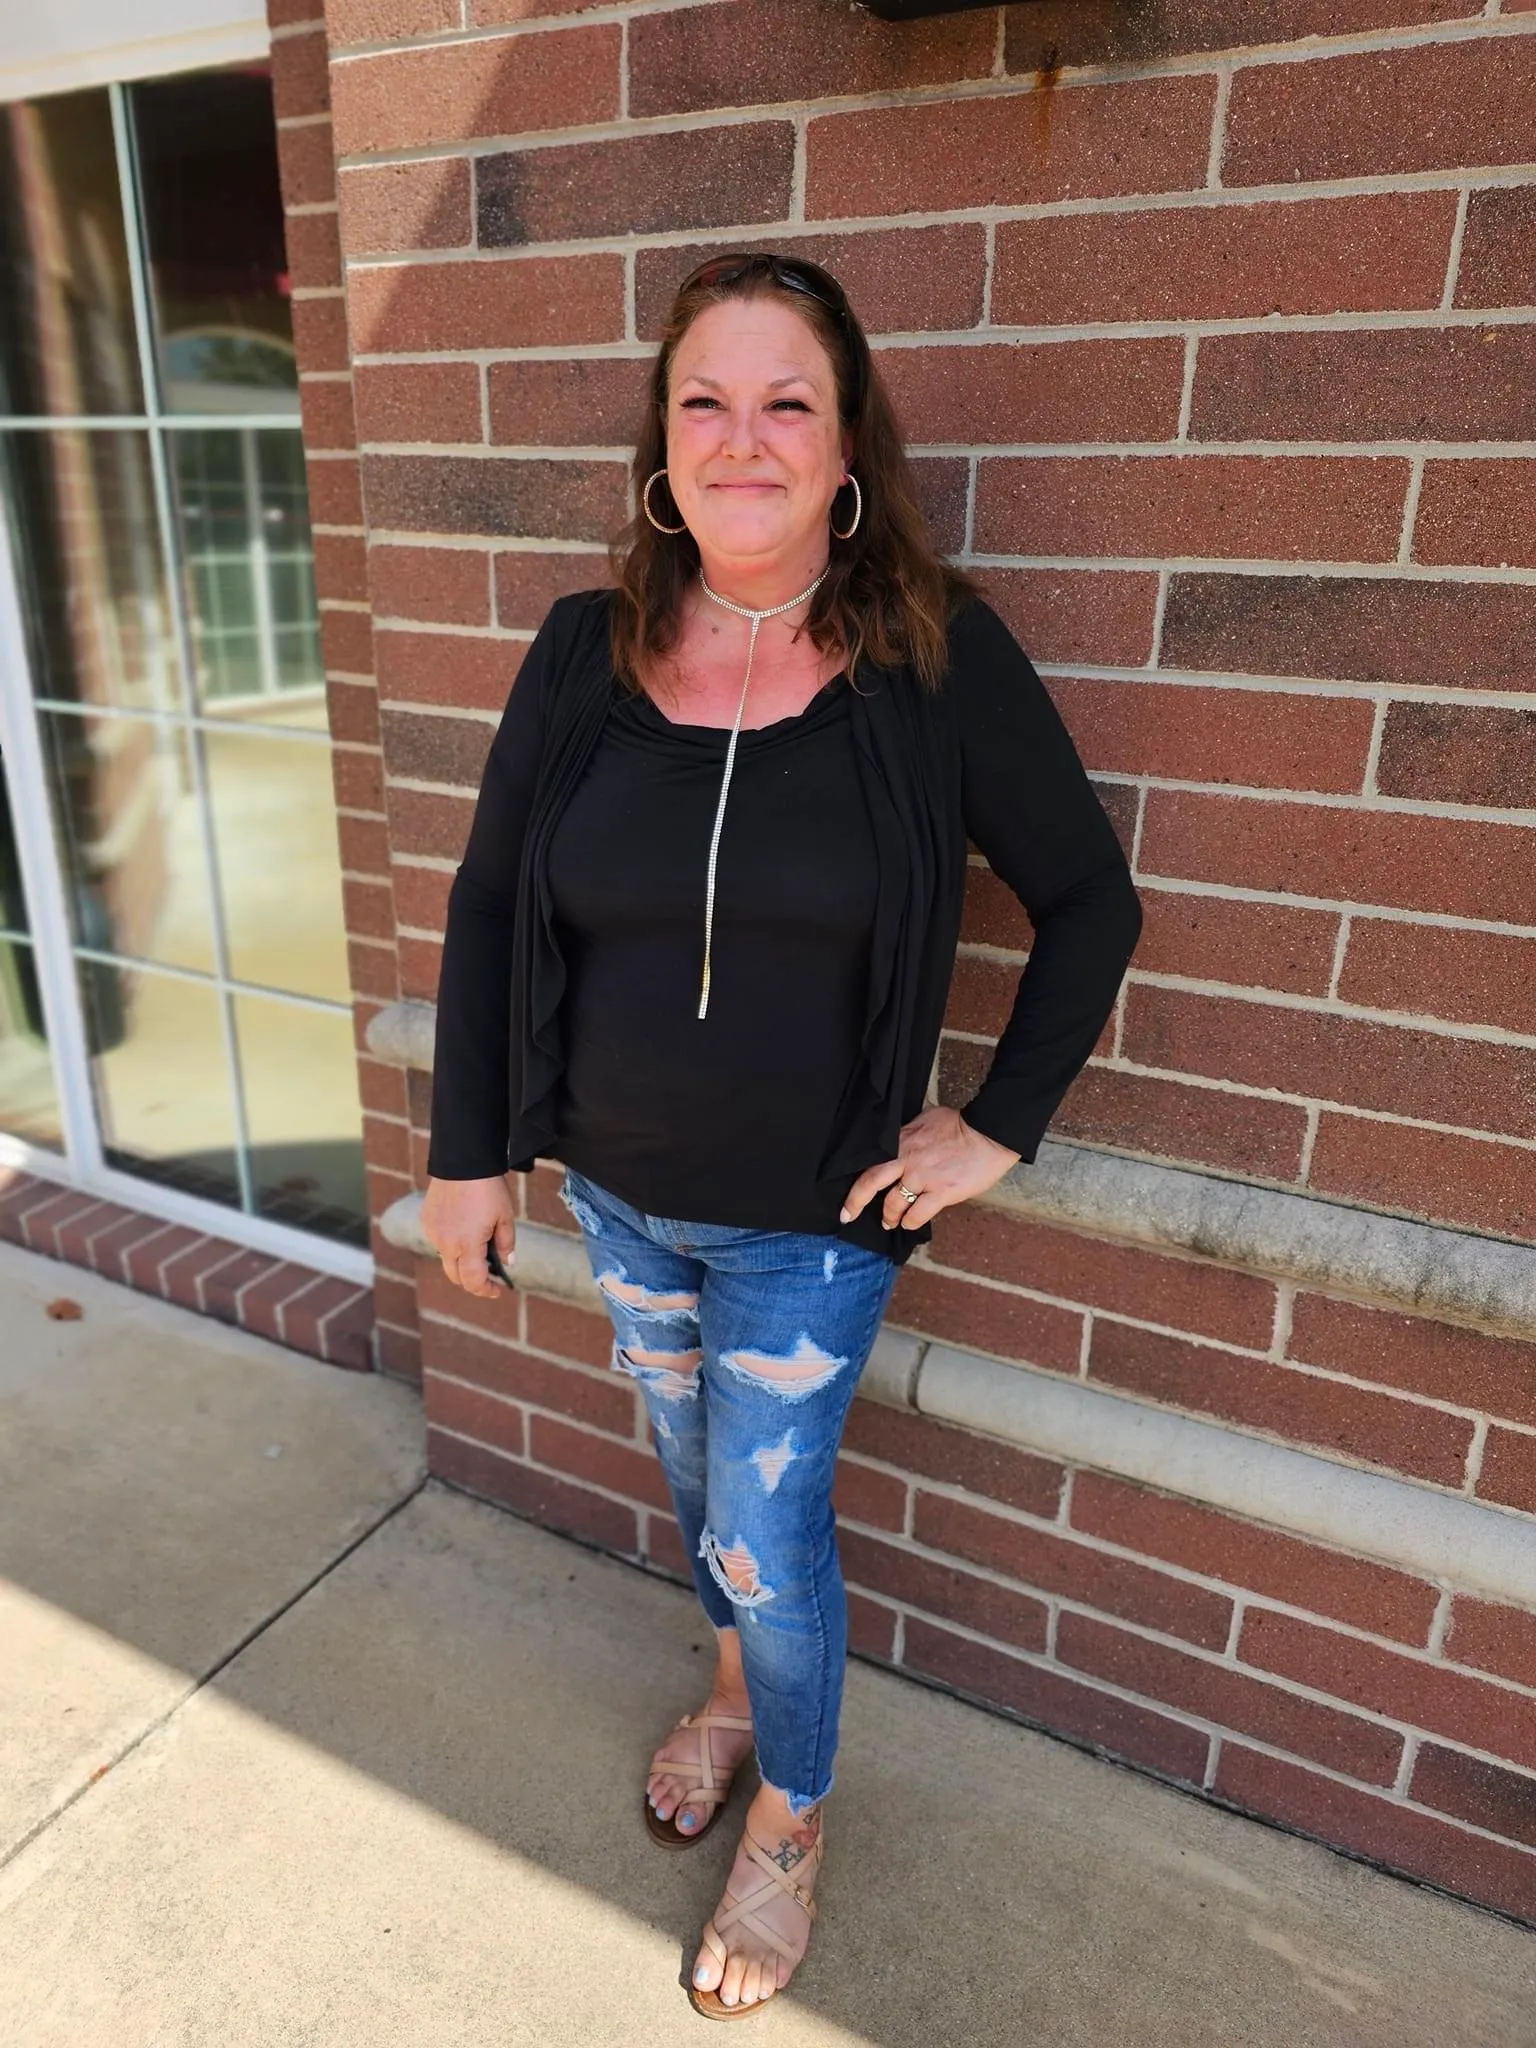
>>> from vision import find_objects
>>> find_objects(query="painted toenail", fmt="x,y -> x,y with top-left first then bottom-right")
695,1969 -> 709,1986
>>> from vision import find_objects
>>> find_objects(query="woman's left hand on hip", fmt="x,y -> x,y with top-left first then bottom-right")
838,1105 -> 1022,1233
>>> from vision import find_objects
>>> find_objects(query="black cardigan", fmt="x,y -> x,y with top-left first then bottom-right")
427,589 -> 1142,1262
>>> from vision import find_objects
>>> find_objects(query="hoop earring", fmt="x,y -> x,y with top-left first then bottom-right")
831,472 -> 862,541
642,469 -> 687,535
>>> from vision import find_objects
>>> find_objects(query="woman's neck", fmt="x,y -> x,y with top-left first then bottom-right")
693,550 -> 830,616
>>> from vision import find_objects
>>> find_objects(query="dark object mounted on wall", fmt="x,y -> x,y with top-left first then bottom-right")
862,0 -> 1000,15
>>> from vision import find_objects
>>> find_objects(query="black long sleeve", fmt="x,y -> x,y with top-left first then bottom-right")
948,599 -> 1143,1162
425,607 -> 551,1179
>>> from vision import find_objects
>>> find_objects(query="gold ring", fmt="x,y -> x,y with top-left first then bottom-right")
898,1181 -> 920,1204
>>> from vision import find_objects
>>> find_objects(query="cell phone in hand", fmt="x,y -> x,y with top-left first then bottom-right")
485,1236 -> 516,1289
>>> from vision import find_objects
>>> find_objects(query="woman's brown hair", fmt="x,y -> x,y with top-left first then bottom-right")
608,252 -> 975,695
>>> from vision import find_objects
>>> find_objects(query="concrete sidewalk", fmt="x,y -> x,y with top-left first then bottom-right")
2,1240 -> 1534,2047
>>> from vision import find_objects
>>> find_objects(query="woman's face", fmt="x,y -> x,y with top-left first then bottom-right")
663,293 -> 852,571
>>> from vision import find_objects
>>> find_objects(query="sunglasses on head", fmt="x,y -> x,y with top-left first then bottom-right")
680,251 -> 867,411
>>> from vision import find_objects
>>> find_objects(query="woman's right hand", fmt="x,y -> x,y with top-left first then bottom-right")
420,1173 -> 517,1299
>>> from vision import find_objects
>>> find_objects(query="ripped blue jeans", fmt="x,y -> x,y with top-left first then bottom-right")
557,1165 -> 900,1817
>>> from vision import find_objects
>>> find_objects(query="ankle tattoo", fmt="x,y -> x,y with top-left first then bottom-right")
767,1804 -> 821,1873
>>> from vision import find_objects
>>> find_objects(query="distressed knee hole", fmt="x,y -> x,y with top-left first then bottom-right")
751,1432 -> 796,1494
613,1341 -> 702,1400
719,1333 -> 848,1399
700,1530 -> 773,1608
558,1179 -> 605,1236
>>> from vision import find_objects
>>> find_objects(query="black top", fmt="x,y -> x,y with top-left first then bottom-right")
547,669 -> 880,1235
427,590 -> 1143,1267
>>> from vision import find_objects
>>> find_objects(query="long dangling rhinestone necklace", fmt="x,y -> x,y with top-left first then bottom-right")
693,565 -> 829,1019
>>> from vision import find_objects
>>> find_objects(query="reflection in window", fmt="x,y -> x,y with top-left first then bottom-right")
3,430 -> 182,714
172,428 -> 322,706
0,939 -> 60,1148
130,69 -> 296,416
234,993 -> 366,1241
0,90 -> 143,420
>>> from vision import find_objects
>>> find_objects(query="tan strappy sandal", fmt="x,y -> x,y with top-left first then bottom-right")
643,1707 -> 755,1848
688,1826 -> 823,2019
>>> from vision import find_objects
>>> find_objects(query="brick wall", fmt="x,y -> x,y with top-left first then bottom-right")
285,0 -> 1536,1924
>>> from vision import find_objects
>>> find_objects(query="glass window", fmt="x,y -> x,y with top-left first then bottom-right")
129,69 -> 297,417
0,69 -> 363,1253
0,91 -> 143,419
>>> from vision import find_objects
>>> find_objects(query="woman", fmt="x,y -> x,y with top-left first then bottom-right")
420,252 -> 1141,2018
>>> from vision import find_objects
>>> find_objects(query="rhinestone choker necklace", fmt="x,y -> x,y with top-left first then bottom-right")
693,566 -> 829,1019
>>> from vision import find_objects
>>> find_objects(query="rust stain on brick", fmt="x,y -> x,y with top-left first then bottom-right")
1034,41 -> 1062,147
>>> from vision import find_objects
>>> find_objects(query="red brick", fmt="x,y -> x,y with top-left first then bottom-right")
631,0 -> 994,116
942,1043 -> 1312,1184
1241,1607 -> 1536,1770
903,1617 -> 1211,1784
277,119 -> 335,209
354,363 -> 482,446
1139,788 -> 1536,926
377,1323 -> 422,1378
312,531 -> 368,604
200,1249 -> 278,1323
349,932 -> 398,999
391,862 -> 451,932
1339,918 -> 1536,1039
495,549 -> 609,628
880,339 -> 1183,449
1126,980 -> 1536,1145
847,1591 -> 897,1660
1289,1294 -> 1536,1431
338,158 -> 471,258
305,454 -> 364,527
320,1292 -> 375,1371
1214,1745 -> 1536,1925
994,191 -> 1456,326
1445,1598 -> 1536,1691
477,124 -> 795,247
832,1456 -> 908,1533
362,452 -> 625,543
841,1400 -> 1065,1518
386,784 -> 474,859
1455,186 -> 1536,309
349,255 -> 624,353
300,378 -> 356,453
1381,700 -> 1536,810
1476,1428 -> 1536,1516
1191,327 -> 1536,443
374,627 -> 522,712
427,1374 -> 526,1457
334,746 -> 386,814
523,1294 -> 617,1370
1070,1471 -> 1440,1646
1051,675 -> 1375,796
49,1199 -> 113,1265
398,933 -> 441,999
471,0 -> 615,15
320,606 -> 374,676
1412,1745 -> 1536,1853
916,1489 -> 1234,1648
976,567 -> 1159,669
1088,1317 -> 1475,1487
430,1426 -> 638,1553
487,356 -> 649,447
285,210 -> 341,290
327,0 -> 458,42
326,678 -> 380,746
1002,0 -> 1471,70
841,1527 -> 1049,1653
1060,1611 -> 1403,1783
909,456 -> 967,556
381,706 -> 493,789
282,1275 -> 363,1356
806,75 -> 1216,219
160,1236 -> 237,1311
373,1271 -> 418,1334
330,28 -> 619,153
121,1223 -> 201,1293
291,294 -> 349,376
233,1261 -> 318,1345
1308,1116 -> 1536,1246
929,1203 -> 1276,1349
977,454 -> 1407,565
1135,888 -> 1338,997
1223,36 -> 1536,186
416,1258 -> 518,1337
886,1260 -> 1083,1374
424,1315 -> 637,1435
635,225 -> 988,341
529,1412 -> 671,1513
1413,459 -> 1536,571
339,814 -> 391,879
272,27 -> 329,121
644,1511 -> 691,1582
80,1209 -> 169,1285
362,1108 -> 410,1174
372,545 -> 492,627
